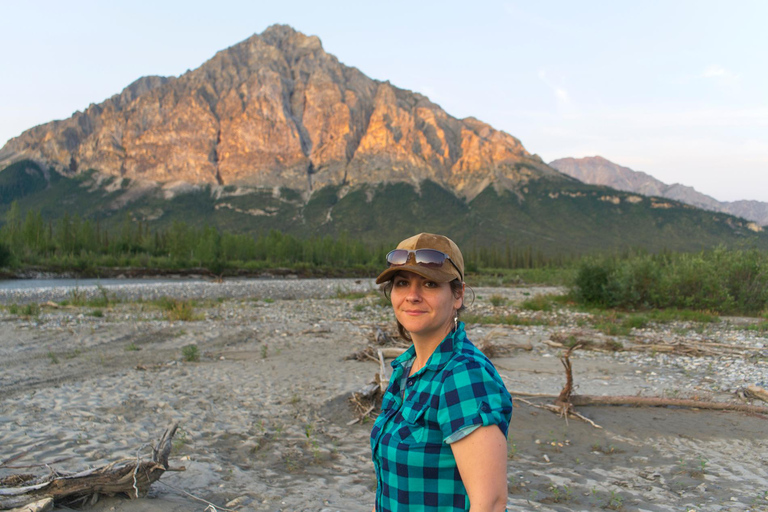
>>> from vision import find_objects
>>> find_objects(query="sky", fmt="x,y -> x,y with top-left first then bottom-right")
1,0 -> 766,202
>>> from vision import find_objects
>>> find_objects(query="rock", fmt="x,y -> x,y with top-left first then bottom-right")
0,25 -> 559,201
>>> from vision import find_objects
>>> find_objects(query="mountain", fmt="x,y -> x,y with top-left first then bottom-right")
549,156 -> 768,227
0,25 -> 560,200
0,26 -> 766,255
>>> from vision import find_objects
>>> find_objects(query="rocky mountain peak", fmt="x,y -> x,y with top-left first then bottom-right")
0,24 -> 560,199
550,155 -> 768,226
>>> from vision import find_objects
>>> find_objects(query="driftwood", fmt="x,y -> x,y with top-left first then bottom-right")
346,346 -> 407,362
0,423 -> 182,510
7,498 -> 52,512
531,346 -> 768,428
548,331 -> 767,358
569,395 -> 768,414
741,384 -> 768,404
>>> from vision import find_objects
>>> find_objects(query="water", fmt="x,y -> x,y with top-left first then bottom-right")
0,277 -> 206,291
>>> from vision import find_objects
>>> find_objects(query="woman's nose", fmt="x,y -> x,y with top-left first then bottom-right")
405,283 -> 422,301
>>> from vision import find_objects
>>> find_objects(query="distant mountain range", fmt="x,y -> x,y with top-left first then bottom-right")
549,156 -> 768,227
0,25 -> 765,255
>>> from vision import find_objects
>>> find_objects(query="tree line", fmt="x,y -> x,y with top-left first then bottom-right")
0,202 -> 575,273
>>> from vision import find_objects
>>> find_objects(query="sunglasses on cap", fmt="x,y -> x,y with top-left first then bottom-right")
386,249 -> 463,281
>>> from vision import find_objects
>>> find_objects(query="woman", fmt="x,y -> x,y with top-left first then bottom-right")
371,233 -> 513,512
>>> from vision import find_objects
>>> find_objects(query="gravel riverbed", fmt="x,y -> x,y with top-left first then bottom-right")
0,278 -> 766,512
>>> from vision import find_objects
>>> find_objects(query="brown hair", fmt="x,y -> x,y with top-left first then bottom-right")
380,278 -> 468,342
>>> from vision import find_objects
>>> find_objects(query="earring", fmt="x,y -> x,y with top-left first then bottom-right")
454,313 -> 458,331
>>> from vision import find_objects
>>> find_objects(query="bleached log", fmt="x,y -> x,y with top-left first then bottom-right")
7,498 -> 53,512
0,423 -> 181,511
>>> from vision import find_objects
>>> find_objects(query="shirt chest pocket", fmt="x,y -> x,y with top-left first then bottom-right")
394,401 -> 432,445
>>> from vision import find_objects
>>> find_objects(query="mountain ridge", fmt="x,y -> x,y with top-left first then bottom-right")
549,156 -> 768,226
0,24 -> 562,200
0,26 -> 765,255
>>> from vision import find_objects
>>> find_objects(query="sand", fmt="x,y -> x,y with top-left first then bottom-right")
0,279 -> 766,512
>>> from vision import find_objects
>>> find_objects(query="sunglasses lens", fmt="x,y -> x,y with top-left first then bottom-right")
414,249 -> 447,267
386,249 -> 409,266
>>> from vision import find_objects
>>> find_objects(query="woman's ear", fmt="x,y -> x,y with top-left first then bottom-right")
454,282 -> 466,309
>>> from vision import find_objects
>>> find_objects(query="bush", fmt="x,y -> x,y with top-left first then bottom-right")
571,248 -> 768,315
573,259 -> 615,306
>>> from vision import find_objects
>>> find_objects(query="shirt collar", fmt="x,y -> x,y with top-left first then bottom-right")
391,321 -> 466,371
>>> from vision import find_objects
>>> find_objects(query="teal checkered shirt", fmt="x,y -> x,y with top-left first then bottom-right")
370,322 -> 513,511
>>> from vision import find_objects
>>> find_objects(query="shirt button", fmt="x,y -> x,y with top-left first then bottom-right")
481,403 -> 489,412
407,379 -> 414,386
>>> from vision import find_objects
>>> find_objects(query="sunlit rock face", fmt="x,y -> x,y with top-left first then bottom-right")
0,24 -> 561,199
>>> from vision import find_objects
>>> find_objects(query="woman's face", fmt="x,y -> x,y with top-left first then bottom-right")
390,271 -> 463,343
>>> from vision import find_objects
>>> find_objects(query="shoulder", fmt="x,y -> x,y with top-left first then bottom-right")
441,338 -> 498,380
439,339 -> 508,395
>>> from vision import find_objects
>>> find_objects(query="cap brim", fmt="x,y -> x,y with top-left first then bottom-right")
375,264 -> 459,284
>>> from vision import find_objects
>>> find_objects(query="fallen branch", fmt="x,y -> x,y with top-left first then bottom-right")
0,423 -> 182,511
569,395 -> 768,414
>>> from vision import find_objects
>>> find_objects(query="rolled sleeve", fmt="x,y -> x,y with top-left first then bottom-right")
436,361 -> 513,443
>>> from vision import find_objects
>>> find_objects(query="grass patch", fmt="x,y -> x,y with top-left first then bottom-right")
644,309 -> 719,324
582,308 -> 719,336
89,309 -> 104,318
470,267 -> 576,287
520,293 -> 558,312
595,322 -> 631,337
21,303 -> 40,317
150,297 -> 201,321
125,342 -> 140,351
68,287 -> 87,306
489,294 -> 507,307
182,344 -> 200,362
462,313 -> 553,326
334,287 -> 369,300
742,321 -> 768,332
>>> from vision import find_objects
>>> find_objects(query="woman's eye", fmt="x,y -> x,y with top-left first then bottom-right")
394,279 -> 409,287
424,281 -> 438,288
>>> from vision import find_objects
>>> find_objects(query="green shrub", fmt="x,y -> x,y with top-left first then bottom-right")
573,259 -> 615,306
182,344 -> 200,362
571,248 -> 768,315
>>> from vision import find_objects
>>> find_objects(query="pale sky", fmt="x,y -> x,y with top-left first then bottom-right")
2,0 -> 766,202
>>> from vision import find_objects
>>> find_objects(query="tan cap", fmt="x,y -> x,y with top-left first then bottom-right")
375,233 -> 464,284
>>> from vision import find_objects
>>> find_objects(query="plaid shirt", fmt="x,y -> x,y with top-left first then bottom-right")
370,322 -> 513,511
